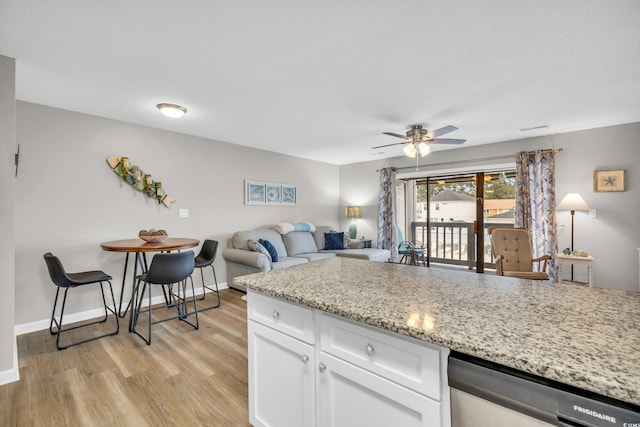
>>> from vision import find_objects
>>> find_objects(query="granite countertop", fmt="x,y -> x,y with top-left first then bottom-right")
235,257 -> 640,406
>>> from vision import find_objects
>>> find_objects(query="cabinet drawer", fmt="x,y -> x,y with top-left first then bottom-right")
319,312 -> 443,399
247,290 -> 315,344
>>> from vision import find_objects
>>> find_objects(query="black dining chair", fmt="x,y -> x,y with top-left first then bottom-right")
131,251 -> 198,345
195,239 -> 221,311
43,252 -> 120,350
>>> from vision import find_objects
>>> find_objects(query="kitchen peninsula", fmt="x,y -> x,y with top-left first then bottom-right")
236,257 -> 640,426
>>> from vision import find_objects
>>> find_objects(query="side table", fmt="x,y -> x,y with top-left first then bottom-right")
348,239 -> 372,249
557,254 -> 594,286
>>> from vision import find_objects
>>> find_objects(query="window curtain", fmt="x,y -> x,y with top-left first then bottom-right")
377,167 -> 398,262
514,150 -> 558,281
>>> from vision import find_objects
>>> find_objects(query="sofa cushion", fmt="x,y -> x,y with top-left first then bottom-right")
324,232 -> 345,250
271,257 -> 309,269
291,252 -> 336,262
232,229 -> 288,258
259,239 -> 279,262
248,239 -> 272,261
282,231 -> 318,256
322,248 -> 391,262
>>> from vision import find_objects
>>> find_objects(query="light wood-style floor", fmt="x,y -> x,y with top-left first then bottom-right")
0,288 -> 251,427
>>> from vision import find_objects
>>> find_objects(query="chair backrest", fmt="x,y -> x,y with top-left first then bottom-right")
397,226 -> 410,252
489,228 -> 534,273
43,252 -> 73,287
145,251 -> 195,284
197,239 -> 219,265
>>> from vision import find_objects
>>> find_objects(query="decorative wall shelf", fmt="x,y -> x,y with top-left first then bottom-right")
107,156 -> 175,208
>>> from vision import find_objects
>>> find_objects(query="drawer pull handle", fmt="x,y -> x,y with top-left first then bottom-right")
272,310 -> 280,320
365,343 -> 375,356
318,362 -> 326,373
301,354 -> 309,364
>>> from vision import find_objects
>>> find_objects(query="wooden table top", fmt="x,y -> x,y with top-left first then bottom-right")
100,237 -> 200,253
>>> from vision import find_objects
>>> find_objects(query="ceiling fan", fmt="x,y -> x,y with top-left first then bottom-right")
373,124 -> 466,158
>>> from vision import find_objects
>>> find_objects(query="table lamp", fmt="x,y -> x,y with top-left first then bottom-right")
345,206 -> 361,240
557,193 -> 590,280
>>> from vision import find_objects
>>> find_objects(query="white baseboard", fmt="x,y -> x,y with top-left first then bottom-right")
14,282 -> 228,336
0,337 -> 20,386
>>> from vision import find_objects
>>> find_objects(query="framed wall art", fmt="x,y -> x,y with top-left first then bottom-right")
593,169 -> 625,192
245,180 -> 297,206
266,184 -> 282,204
282,184 -> 297,205
245,181 -> 266,205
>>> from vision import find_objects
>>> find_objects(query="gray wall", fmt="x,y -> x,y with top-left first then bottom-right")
14,102 -> 340,327
340,123 -> 640,291
0,56 -> 17,381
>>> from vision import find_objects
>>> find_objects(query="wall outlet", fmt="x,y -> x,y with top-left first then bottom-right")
179,208 -> 189,218
589,209 -> 597,218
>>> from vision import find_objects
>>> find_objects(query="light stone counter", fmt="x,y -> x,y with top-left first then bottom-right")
234,257 -> 640,406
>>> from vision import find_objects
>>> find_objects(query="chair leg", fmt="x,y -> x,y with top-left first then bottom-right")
196,265 -> 221,310
177,277 -> 199,329
50,282 -> 120,351
131,280 -> 152,345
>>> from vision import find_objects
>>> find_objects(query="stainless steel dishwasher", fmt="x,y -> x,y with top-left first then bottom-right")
448,352 -> 640,427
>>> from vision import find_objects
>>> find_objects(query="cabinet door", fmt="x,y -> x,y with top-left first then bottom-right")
318,352 -> 442,427
248,320 -> 315,427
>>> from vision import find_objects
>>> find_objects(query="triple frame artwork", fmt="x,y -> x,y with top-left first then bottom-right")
245,180 -> 296,206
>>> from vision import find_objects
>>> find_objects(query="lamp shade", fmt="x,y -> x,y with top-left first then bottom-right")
345,206 -> 361,219
557,193 -> 590,211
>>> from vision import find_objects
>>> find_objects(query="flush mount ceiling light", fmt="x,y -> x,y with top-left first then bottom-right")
156,103 -> 187,118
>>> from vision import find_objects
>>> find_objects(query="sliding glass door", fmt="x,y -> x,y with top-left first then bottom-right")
408,170 -> 516,272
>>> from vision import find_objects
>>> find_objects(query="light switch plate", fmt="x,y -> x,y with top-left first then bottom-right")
179,208 -> 189,218
589,209 -> 597,218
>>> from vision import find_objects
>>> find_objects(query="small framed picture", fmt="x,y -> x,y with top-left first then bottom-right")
282,184 -> 297,205
266,184 -> 282,204
245,181 -> 266,205
593,169 -> 625,192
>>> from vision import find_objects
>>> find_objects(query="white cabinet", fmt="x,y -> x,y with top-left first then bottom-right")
247,290 -> 451,427
248,292 -> 316,427
248,320 -> 316,427
318,352 -> 442,427
318,312 -> 448,427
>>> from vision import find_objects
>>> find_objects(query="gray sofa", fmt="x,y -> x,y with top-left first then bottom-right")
223,225 -> 390,291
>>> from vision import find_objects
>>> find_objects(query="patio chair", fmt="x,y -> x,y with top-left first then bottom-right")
397,226 -> 425,266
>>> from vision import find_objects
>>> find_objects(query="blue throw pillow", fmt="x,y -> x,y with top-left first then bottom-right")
324,232 -> 345,250
259,239 -> 279,262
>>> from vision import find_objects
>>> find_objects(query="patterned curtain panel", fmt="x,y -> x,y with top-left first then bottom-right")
377,167 -> 398,262
515,150 -> 558,281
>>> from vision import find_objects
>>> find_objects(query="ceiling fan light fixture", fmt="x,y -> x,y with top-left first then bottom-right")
403,143 -> 417,158
418,142 -> 430,157
156,103 -> 187,118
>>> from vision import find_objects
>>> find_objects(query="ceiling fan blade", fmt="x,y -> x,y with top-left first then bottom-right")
382,132 -> 408,139
426,125 -> 458,139
430,138 -> 466,145
371,141 -> 407,149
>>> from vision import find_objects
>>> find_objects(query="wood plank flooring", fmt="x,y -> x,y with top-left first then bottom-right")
0,288 -> 251,427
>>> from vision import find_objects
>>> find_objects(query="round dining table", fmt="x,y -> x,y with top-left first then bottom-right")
101,237 -> 200,331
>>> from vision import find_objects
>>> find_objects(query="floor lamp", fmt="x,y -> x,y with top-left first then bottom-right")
557,193 -> 590,281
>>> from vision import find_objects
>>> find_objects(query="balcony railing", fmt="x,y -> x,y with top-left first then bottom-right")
410,221 -> 513,270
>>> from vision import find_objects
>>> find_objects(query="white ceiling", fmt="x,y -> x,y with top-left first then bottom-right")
2,1 -> 639,165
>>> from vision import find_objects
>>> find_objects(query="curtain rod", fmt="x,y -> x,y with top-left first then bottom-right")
378,147 -> 563,172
